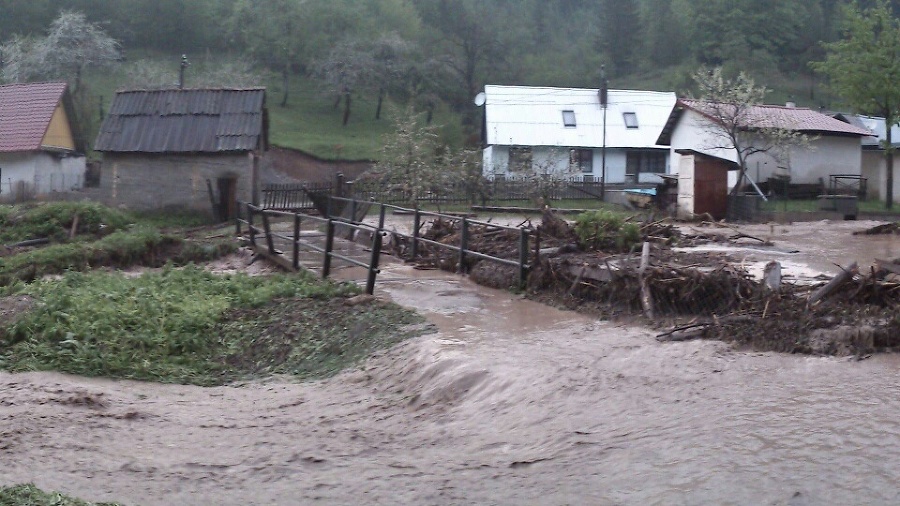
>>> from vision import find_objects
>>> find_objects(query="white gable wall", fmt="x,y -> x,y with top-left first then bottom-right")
669,108 -> 862,189
0,151 -> 86,202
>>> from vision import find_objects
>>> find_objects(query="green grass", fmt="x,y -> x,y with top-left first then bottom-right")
0,267 -> 423,385
0,484 -> 121,506
0,202 -> 132,244
82,55 -> 464,161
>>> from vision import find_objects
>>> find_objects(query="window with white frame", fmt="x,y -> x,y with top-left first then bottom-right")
562,110 -> 576,127
623,112 -> 638,129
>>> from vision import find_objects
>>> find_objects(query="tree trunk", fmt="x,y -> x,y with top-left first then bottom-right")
342,92 -> 352,126
886,117 -> 894,209
280,65 -> 289,107
375,88 -> 385,120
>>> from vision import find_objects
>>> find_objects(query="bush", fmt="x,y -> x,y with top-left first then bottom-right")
573,209 -> 641,252
0,202 -> 132,244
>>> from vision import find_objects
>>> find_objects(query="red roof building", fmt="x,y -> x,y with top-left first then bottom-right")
0,82 -> 86,202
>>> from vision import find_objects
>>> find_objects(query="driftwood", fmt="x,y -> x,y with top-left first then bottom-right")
853,222 -> 900,235
657,315 -> 758,342
7,237 -> 50,248
639,241 -> 655,319
69,214 -> 79,240
808,262 -> 858,305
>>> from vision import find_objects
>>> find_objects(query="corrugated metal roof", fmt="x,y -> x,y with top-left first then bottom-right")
835,113 -> 894,147
679,99 -> 874,136
95,88 -> 267,153
484,85 -> 677,149
0,82 -> 69,152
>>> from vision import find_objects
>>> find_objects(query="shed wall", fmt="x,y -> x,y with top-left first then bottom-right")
99,153 -> 254,212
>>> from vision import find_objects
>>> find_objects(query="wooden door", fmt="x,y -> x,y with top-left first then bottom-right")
693,161 -> 728,219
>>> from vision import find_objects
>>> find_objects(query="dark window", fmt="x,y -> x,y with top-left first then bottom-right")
623,112 -> 638,129
562,110 -> 576,127
508,147 -> 533,171
626,150 -> 667,180
569,148 -> 593,173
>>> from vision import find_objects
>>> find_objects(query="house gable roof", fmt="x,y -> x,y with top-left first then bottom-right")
657,99 -> 874,145
483,85 -> 676,150
0,82 -> 76,153
834,113 -> 896,148
95,88 -> 268,153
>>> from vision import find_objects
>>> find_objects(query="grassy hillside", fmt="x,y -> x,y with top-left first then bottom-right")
81,55 -> 464,162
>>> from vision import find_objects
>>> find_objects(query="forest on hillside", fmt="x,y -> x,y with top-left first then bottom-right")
2,0 -> 900,143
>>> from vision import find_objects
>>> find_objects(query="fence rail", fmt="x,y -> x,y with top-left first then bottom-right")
237,196 -> 535,293
330,196 -> 532,288
235,201 -> 383,294
261,182 -> 334,210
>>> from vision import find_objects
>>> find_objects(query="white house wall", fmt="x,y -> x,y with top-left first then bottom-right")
0,152 -> 85,202
861,151 -> 900,201
669,109 -> 862,189
484,145 -> 665,184
676,155 -> 695,218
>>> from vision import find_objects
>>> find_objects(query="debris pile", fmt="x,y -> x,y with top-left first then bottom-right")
401,210 -> 900,356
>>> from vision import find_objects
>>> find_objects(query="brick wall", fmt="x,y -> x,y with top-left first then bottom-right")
92,153 -> 255,213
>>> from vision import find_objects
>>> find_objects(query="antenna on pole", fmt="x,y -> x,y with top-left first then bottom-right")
179,54 -> 190,89
600,65 -> 608,201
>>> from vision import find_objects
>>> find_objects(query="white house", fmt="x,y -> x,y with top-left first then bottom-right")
0,82 -> 86,203
480,85 -> 677,183
833,113 -> 898,201
657,99 -> 873,191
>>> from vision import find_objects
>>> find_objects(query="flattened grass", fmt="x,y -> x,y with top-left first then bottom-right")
0,268 -> 424,385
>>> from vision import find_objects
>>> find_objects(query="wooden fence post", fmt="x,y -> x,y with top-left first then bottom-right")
260,210 -> 276,256
518,228 -> 529,289
292,212 -> 301,270
458,218 -> 469,273
323,219 -> 335,278
378,203 -> 386,230
411,208 -> 421,259
366,232 -> 383,295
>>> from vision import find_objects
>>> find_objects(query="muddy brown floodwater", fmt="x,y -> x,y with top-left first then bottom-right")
3,219 -> 900,505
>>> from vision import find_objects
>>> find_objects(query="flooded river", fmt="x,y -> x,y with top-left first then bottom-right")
2,219 -> 900,505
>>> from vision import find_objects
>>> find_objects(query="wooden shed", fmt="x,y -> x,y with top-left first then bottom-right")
94,88 -> 268,218
675,149 -> 738,220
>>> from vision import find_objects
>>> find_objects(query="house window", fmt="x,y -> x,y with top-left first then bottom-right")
626,150 -> 667,180
569,148 -> 593,173
623,112 -> 638,129
562,110 -> 576,127
508,147 -> 533,171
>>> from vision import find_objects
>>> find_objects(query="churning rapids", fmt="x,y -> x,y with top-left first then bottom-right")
2,219 -> 900,505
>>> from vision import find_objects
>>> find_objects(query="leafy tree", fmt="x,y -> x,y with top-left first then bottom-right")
813,0 -> 900,208
690,67 -> 809,195
597,0 -> 640,74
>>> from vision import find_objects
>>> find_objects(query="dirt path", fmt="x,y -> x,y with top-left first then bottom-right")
3,219 -> 900,505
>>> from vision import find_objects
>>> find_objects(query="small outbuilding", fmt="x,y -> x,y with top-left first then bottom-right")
674,149 -> 738,219
0,82 -> 86,203
94,87 -> 268,218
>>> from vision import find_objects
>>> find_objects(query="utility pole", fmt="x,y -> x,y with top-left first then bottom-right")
179,54 -> 189,89
600,65 -> 608,202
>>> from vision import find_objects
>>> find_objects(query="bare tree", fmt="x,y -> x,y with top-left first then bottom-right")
366,104 -> 471,208
690,67 -> 809,194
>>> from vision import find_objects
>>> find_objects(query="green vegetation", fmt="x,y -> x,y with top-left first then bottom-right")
573,209 -> 641,252
0,203 -> 234,287
0,267 -> 423,385
0,484 -> 121,506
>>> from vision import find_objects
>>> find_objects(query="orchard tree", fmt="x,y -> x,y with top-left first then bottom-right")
368,104 -> 472,209
690,67 -> 809,194
813,0 -> 900,208
0,10 -> 120,91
